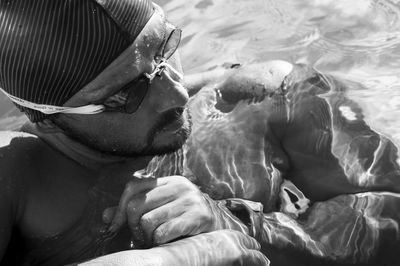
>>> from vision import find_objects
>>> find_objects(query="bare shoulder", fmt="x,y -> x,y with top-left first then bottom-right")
0,131 -> 39,260
0,130 -> 70,195
0,131 -> 40,165
0,131 -> 43,195
0,131 -> 38,149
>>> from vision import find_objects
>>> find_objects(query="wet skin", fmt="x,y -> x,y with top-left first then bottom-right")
145,62 -> 400,265
1,60 -> 400,266
0,6 -> 400,266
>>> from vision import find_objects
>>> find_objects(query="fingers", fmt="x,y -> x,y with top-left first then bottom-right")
152,215 -> 191,245
140,201 -> 186,245
109,178 -> 165,233
152,207 -> 212,246
244,250 -> 270,266
148,195 -> 214,245
125,189 -> 177,246
125,184 -> 179,228
226,230 -> 261,251
107,175 -> 214,250
219,231 -> 268,266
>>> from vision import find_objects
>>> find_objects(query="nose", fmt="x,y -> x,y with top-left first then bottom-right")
149,68 -> 189,113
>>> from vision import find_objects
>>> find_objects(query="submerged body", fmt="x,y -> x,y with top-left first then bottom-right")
146,61 -> 400,265
1,61 -> 399,265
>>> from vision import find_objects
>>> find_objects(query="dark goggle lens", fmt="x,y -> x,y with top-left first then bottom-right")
105,28 -> 181,114
125,78 -> 149,113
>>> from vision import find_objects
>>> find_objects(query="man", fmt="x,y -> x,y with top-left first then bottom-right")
0,1 -> 268,265
0,1 -> 399,266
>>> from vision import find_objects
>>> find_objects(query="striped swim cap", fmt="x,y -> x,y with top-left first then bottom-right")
0,0 -> 155,122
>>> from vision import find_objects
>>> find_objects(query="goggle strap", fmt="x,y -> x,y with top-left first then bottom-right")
0,87 -> 105,115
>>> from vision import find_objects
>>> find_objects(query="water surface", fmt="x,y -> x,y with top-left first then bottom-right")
2,0 -> 400,143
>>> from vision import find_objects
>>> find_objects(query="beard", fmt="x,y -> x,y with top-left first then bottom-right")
142,108 -> 192,156
53,107 -> 192,157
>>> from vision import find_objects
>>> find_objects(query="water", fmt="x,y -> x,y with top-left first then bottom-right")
146,1 -> 400,264
1,0 -> 400,265
3,0 -> 400,141
154,0 -> 400,145
2,0 -> 400,140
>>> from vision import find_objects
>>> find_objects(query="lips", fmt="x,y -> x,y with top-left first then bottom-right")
157,107 -> 185,133
160,116 -> 184,133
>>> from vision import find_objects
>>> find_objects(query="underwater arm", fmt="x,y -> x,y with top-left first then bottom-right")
183,68 -> 226,97
68,230 -> 268,266
183,60 -> 293,97
253,67 -> 400,265
255,192 -> 400,265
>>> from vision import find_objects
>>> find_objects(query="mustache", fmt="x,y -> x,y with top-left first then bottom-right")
145,107 -> 185,145
156,107 -> 185,132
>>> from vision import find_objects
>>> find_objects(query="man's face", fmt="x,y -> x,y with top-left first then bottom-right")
52,7 -> 192,157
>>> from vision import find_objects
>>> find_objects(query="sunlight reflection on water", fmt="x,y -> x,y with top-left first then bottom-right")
0,1 -> 399,265
154,0 -> 400,145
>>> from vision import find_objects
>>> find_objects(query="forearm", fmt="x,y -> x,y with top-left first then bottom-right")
257,192 -> 400,265
66,249 -> 165,266
183,68 -> 226,96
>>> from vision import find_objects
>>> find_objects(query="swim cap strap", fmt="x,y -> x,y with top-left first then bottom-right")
0,0 -> 154,122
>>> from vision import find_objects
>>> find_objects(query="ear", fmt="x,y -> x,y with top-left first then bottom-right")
36,118 -> 65,134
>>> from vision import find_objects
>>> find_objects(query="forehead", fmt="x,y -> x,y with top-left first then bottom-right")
65,6 -> 170,106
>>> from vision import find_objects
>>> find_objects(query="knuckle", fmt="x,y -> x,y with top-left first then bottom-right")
154,226 -> 167,242
173,175 -> 186,182
197,211 -> 212,223
189,194 -> 205,206
244,251 -> 270,266
170,175 -> 189,186
225,229 -> 238,238
140,213 -> 154,229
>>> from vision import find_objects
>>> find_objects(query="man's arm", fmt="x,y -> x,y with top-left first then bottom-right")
186,63 -> 400,265
109,62 -> 400,265
67,230 -> 269,266
280,68 -> 400,200
255,66 -> 400,265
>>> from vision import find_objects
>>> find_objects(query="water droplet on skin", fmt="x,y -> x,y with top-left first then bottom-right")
339,106 -> 357,121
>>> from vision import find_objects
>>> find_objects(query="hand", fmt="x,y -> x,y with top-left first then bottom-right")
103,176 -> 248,247
79,230 -> 269,266
150,230 -> 269,266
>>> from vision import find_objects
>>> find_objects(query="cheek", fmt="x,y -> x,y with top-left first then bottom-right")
92,114 -> 148,142
61,113 -> 151,146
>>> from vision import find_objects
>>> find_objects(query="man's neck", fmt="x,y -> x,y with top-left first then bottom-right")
21,122 -> 152,177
